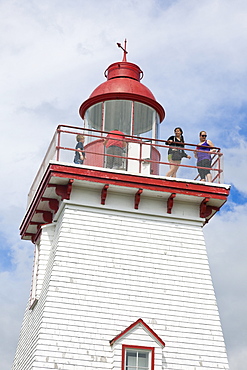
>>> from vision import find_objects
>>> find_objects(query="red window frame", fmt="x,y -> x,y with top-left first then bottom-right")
122,344 -> 155,370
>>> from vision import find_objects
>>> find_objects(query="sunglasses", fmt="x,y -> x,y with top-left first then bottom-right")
201,134 -> 207,137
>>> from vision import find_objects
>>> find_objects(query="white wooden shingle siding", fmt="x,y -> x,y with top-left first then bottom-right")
13,187 -> 229,370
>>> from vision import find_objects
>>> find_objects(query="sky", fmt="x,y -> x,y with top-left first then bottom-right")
1,0 -> 247,369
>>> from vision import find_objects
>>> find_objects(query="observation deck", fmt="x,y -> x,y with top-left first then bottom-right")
20,125 -> 230,243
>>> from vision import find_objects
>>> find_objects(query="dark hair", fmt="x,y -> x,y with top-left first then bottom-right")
200,130 -> 207,136
174,127 -> 183,134
174,127 -> 184,142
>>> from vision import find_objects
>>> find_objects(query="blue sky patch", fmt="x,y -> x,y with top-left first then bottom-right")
0,233 -> 14,272
221,184 -> 247,213
229,184 -> 247,205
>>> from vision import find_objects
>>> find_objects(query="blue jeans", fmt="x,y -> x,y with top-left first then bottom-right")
74,159 -> 84,164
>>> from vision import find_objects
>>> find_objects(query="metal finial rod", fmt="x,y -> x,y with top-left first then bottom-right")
117,39 -> 128,62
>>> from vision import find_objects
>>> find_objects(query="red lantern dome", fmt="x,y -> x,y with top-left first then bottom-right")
79,41 -> 165,124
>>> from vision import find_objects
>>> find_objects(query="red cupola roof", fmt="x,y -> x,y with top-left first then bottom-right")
79,41 -> 165,122
89,61 -> 155,100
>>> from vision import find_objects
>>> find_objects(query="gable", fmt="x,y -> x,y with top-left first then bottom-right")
110,318 -> 165,348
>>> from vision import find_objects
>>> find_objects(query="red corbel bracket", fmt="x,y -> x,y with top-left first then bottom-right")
167,193 -> 176,214
33,227 -> 42,244
24,233 -> 36,243
200,197 -> 211,218
30,222 -> 43,232
134,189 -> 143,209
56,179 -> 74,200
48,179 -> 74,200
35,210 -> 53,223
30,221 -> 44,226
24,227 -> 43,244
41,197 -> 59,213
200,197 -> 220,218
101,184 -> 109,205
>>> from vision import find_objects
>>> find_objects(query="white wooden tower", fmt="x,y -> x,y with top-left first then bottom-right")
12,43 -> 230,370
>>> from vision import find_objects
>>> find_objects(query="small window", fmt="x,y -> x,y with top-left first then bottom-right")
126,350 -> 148,369
122,345 -> 154,370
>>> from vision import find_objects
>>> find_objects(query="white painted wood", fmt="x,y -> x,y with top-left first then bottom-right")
12,185 -> 229,370
127,142 -> 151,174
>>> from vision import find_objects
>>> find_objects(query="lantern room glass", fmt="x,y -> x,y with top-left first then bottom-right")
84,100 -> 160,139
104,100 -> 132,134
84,102 -> 102,132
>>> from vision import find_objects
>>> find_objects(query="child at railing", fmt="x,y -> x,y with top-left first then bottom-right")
74,134 -> 86,164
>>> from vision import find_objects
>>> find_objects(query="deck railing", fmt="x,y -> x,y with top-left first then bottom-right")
27,125 -> 224,206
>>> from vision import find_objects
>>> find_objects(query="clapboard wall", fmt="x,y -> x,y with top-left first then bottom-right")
12,186 -> 229,370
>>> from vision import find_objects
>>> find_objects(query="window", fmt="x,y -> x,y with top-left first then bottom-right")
126,350 -> 148,369
122,345 -> 154,370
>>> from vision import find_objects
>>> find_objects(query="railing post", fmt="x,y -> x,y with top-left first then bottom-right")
56,128 -> 60,161
219,153 -> 224,184
139,142 -> 142,174
218,152 -> 220,184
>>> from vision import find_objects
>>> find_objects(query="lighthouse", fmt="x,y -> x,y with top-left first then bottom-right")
12,42 -> 230,370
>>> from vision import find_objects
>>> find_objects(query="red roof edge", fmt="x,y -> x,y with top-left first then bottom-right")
109,318 -> 165,348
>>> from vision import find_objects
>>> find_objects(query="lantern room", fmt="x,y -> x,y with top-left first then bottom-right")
78,40 -> 165,173
79,41 -> 165,137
